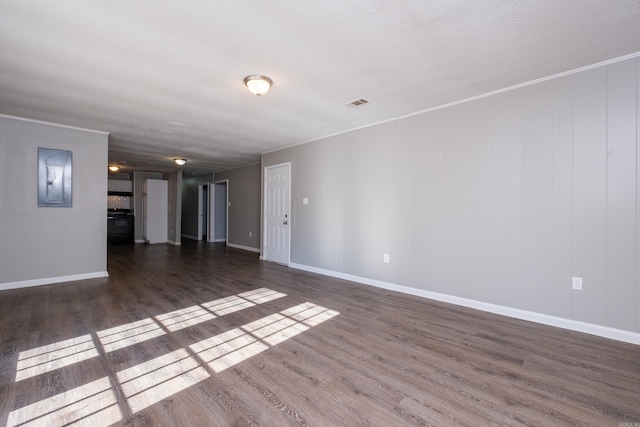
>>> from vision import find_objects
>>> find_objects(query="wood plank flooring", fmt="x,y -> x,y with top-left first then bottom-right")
1,241 -> 639,426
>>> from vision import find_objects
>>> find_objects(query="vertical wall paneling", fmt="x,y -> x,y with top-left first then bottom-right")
537,83 -> 554,314
520,82 -> 554,313
451,101 -> 485,300
571,67 -> 608,324
636,58 -> 640,333
343,131 -> 388,277
482,95 -> 514,306
438,103 -> 473,296
520,85 -> 542,311
421,113 -> 445,293
322,141 -> 345,271
300,140 -> 345,270
262,56 -> 640,335
385,122 -> 416,286
473,101 -> 490,301
550,76 -> 574,318
605,59 -> 637,330
290,146 -> 314,265
506,91 -> 523,308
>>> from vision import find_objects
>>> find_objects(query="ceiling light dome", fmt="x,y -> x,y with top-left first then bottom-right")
244,75 -> 272,96
108,166 -> 120,172
174,158 -> 187,166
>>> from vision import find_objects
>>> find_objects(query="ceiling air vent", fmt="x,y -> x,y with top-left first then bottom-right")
345,98 -> 370,107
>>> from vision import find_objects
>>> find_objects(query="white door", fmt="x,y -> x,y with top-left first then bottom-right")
143,179 -> 168,244
264,163 -> 290,264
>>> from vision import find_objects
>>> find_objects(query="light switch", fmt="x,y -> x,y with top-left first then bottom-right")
303,197 -> 309,205
572,277 -> 583,290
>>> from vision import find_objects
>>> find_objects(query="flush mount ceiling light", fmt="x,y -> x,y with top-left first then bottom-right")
108,166 -> 120,172
174,158 -> 187,166
244,75 -> 273,96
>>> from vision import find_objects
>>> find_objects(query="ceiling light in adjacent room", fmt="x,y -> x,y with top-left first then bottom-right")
108,166 -> 120,172
244,75 -> 273,96
174,158 -> 187,166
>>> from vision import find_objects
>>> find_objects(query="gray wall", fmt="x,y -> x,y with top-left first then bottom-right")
163,170 -> 182,244
215,163 -> 261,250
0,115 -> 108,286
263,57 -> 640,334
214,182 -> 227,241
181,173 -> 214,239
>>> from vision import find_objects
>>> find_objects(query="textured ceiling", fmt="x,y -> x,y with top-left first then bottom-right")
1,1 -> 640,174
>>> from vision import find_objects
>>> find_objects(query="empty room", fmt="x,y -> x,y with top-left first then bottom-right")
1,2 -> 640,426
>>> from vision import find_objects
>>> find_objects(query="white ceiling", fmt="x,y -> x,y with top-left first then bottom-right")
2,1 -> 640,174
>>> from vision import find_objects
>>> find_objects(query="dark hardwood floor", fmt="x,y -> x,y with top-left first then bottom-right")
1,241 -> 639,426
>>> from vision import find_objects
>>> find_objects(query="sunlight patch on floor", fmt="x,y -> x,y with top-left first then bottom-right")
202,294 -> 257,316
190,327 -> 270,373
283,302 -> 340,327
156,305 -> 217,332
117,348 -> 210,413
10,289 -> 338,422
155,288 -> 288,331
190,302 -> 339,373
16,335 -> 99,381
239,287 -> 288,304
244,312 -> 310,347
7,377 -> 121,427
97,317 -> 166,353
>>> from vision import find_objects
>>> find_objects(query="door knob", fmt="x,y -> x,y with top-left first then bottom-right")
283,220 -> 288,225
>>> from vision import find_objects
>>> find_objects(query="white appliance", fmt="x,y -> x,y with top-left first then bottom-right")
142,179 -> 168,244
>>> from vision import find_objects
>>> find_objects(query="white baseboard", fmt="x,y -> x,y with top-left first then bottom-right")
181,234 -> 199,241
227,243 -> 260,253
167,240 -> 181,246
289,263 -> 640,346
0,271 -> 109,291
135,239 -> 146,243
213,238 -> 226,243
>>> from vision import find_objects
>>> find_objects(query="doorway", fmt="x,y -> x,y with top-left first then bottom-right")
197,184 -> 208,241
198,181 -> 228,243
212,180 -> 228,242
263,163 -> 291,264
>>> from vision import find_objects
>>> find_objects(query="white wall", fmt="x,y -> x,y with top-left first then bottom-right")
0,115 -> 109,289
263,57 -> 640,340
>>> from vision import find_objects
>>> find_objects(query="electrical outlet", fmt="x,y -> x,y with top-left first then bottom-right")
572,277 -> 583,290
249,232 -> 252,237
383,253 -> 390,263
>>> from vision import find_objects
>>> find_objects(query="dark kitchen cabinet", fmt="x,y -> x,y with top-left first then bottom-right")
107,212 -> 134,243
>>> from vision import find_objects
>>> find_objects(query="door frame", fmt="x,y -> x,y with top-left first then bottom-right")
211,179 -> 229,243
197,184 -> 206,241
262,162 -> 291,265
